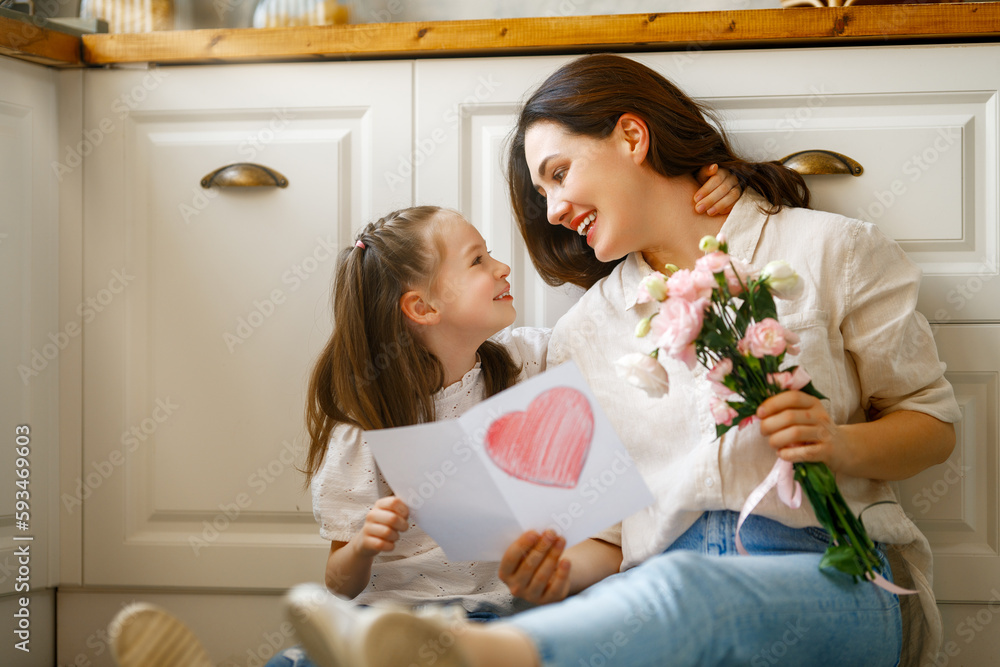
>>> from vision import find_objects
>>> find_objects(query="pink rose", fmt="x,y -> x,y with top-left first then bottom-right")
695,251 -> 731,275
707,357 -> 733,383
666,268 -> 715,302
737,318 -> 798,358
651,297 -> 708,369
723,257 -> 753,296
707,358 -> 736,397
710,397 -> 739,426
767,366 -> 811,391
637,272 -> 669,304
738,415 -> 759,431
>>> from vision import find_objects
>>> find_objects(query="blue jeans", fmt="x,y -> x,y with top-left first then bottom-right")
506,510 -> 902,667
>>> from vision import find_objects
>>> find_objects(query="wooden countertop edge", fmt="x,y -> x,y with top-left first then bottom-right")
0,14 -> 83,67
81,4 -> 1000,66
4,4 -> 1000,68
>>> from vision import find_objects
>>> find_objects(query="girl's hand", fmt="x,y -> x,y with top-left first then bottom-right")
498,529 -> 572,605
694,164 -> 742,216
757,391 -> 851,472
355,495 -> 410,558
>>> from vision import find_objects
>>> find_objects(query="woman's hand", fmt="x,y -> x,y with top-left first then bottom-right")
757,391 -> 851,472
498,530 -> 572,605
758,392 -> 956,481
355,495 -> 410,558
694,164 -> 742,216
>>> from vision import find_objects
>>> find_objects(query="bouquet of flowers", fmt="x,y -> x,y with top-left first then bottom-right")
617,233 -> 887,584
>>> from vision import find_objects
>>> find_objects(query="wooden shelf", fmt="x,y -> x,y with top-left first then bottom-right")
0,14 -> 82,67
81,4 -> 1000,66
3,3 -> 1000,68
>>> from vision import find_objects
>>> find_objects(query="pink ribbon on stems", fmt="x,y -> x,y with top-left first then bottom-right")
736,459 -> 918,596
867,571 -> 918,596
735,458 -> 801,555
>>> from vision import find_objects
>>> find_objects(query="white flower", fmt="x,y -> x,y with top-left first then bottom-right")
637,272 -> 669,304
698,235 -> 720,253
635,316 -> 652,338
615,353 -> 670,398
761,260 -> 804,300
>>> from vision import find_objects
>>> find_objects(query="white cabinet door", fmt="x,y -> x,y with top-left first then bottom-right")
0,55 -> 59,667
415,56 -> 584,330
418,45 -> 1000,604
0,56 -> 58,594
82,61 -> 412,588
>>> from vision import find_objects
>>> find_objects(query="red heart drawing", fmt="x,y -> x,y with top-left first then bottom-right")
485,387 -> 594,488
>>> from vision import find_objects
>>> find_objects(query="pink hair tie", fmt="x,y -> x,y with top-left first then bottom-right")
355,240 -> 365,249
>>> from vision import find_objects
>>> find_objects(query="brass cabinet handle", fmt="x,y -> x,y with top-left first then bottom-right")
779,150 -> 863,177
200,163 -> 289,188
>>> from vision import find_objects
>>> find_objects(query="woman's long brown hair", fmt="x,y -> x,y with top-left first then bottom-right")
303,207 -> 520,484
507,54 -> 810,290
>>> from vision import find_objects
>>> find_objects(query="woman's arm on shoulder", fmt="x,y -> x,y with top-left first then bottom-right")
694,164 -> 742,216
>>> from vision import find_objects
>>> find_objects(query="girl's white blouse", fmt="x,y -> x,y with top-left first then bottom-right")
310,326 -> 550,614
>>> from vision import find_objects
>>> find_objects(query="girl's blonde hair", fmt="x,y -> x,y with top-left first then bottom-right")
303,206 -> 520,483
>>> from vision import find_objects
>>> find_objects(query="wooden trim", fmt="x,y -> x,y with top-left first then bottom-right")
0,15 -> 83,67
81,3 -> 1000,66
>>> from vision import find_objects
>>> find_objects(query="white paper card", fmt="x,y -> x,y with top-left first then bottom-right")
366,362 -> 654,561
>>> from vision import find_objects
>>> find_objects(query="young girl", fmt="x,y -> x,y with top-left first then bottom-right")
303,204 -> 551,618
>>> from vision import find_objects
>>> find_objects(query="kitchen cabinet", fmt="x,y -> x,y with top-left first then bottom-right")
80,61 -> 412,589
64,39 -> 1000,665
416,44 -> 1000,604
0,55 -> 60,666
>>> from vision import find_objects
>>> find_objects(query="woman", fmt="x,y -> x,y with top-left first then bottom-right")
285,54 -> 959,667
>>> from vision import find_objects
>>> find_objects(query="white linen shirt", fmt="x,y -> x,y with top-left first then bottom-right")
311,326 -> 549,615
547,190 -> 960,667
